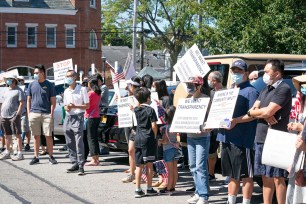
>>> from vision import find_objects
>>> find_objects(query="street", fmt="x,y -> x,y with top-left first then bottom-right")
0,141 -> 267,204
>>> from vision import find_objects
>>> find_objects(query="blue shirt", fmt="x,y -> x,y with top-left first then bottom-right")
217,81 -> 259,148
27,80 -> 56,114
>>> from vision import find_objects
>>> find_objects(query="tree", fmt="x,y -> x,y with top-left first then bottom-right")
102,0 -> 205,78
201,0 -> 306,54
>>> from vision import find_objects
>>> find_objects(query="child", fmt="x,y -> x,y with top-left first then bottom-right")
158,106 -> 179,194
133,87 -> 158,198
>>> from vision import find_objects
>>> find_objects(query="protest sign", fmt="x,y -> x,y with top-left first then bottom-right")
205,88 -> 239,129
150,92 -> 163,124
53,59 -> 73,85
173,44 -> 210,82
118,96 -> 138,128
170,97 -> 210,133
262,129 -> 304,172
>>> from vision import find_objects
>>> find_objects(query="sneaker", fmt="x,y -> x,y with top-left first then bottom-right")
186,187 -> 195,192
29,157 -> 39,165
196,197 -> 209,204
0,153 -> 10,160
122,174 -> 135,183
146,188 -> 158,196
11,154 -> 24,161
187,194 -> 200,204
66,164 -> 79,173
0,148 -> 6,153
78,167 -> 85,176
209,174 -> 216,181
49,156 -> 58,165
24,144 -> 30,151
134,190 -> 145,198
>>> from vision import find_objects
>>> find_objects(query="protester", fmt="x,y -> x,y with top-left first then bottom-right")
17,76 -> 31,151
156,80 -> 172,108
133,87 -> 158,198
207,71 -> 224,180
0,74 -> 25,161
122,76 -> 142,183
217,60 -> 259,204
27,64 -> 57,165
63,70 -> 89,175
247,59 -> 292,204
158,106 -> 179,194
248,71 -> 258,84
142,74 -> 154,89
184,76 -> 210,204
95,73 -> 109,109
84,76 -> 101,166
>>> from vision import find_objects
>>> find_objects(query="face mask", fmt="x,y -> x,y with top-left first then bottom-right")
208,80 -> 213,88
186,83 -> 196,95
151,87 -> 156,92
231,73 -> 244,85
250,80 -> 256,85
65,77 -> 74,85
6,79 -> 13,86
33,74 -> 40,81
301,87 -> 306,96
263,73 -> 273,85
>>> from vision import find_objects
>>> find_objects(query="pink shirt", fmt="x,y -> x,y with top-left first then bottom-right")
84,91 -> 101,118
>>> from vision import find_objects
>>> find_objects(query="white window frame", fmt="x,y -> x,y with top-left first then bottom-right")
6,23 -> 18,48
45,24 -> 57,48
89,30 -> 98,49
90,0 -> 96,8
65,24 -> 76,48
26,23 -> 38,48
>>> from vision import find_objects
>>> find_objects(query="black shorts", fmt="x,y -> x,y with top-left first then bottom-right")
209,130 -> 219,154
1,115 -> 22,135
221,143 -> 254,180
124,127 -> 136,142
135,147 -> 156,166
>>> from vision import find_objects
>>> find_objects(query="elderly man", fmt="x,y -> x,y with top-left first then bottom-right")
217,60 -> 258,204
0,74 -> 25,161
247,59 -> 291,204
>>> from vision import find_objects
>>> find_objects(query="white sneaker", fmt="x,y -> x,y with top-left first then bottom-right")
11,154 -> 24,161
196,197 -> 209,204
0,152 -> 11,160
187,194 -> 199,204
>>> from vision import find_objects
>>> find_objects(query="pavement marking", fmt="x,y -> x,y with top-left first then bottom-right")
1,160 -> 94,204
0,183 -> 31,204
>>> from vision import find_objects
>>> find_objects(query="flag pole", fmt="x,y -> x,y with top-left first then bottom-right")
132,0 -> 138,73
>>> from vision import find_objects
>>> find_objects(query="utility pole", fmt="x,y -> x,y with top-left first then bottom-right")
140,20 -> 144,70
132,0 -> 138,72
198,0 -> 203,51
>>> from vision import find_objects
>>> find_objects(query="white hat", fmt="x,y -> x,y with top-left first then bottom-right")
17,76 -> 25,80
126,79 -> 140,86
4,74 -> 18,80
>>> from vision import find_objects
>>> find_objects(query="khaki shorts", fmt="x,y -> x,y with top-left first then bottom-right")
29,112 -> 53,136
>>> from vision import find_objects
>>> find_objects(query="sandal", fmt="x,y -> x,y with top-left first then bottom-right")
40,151 -> 48,156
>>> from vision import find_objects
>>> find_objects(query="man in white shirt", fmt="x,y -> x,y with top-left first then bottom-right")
63,70 -> 89,175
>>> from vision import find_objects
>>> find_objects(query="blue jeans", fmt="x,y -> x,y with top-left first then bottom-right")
188,136 -> 210,200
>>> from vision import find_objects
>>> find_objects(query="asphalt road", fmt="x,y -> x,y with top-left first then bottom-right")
0,142 -> 267,204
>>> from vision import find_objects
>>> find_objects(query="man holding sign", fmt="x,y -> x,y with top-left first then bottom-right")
247,59 -> 292,204
217,60 -> 258,204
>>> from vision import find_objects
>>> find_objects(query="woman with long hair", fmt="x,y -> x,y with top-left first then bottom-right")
84,77 -> 101,166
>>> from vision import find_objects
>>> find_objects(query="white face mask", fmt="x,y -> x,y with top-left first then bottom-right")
263,73 -> 273,85
151,87 -> 156,92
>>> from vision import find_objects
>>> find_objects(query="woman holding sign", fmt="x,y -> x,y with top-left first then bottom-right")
184,76 -> 211,204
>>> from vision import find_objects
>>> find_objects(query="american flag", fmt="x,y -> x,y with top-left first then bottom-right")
112,66 -> 125,84
290,91 -> 301,121
141,160 -> 168,183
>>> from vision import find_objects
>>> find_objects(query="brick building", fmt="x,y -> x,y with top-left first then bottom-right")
0,0 -> 102,79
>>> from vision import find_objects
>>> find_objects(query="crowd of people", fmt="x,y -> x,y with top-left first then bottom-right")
0,59 -> 305,204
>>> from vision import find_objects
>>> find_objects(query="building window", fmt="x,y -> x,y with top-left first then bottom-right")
89,30 -> 98,49
26,23 -> 38,48
45,24 -> 57,48
90,0 -> 96,8
65,24 -> 76,48
6,23 -> 18,47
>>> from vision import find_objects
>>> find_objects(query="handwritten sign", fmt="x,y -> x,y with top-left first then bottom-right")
170,97 -> 210,133
205,88 -> 239,129
53,59 -> 73,85
173,44 -> 210,82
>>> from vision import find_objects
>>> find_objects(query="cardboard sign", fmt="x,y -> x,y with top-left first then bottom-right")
170,97 -> 210,133
173,83 -> 189,107
118,96 -> 138,128
205,88 -> 239,129
53,59 -> 73,85
173,44 -> 210,82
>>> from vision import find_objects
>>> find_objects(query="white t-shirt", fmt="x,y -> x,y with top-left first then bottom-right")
64,84 -> 89,115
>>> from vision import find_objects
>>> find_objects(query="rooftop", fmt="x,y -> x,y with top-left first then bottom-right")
0,0 -> 75,9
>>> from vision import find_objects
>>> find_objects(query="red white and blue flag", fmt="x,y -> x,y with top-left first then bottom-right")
112,66 -> 125,84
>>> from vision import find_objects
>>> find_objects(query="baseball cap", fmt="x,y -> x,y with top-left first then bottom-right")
184,76 -> 204,85
231,60 -> 247,71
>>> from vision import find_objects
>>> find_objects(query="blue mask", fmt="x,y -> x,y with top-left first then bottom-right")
65,77 -> 74,85
301,87 -> 306,95
33,74 -> 40,81
6,79 -> 13,86
231,73 -> 244,85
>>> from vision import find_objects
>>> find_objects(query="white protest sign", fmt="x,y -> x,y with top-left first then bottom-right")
205,88 -> 239,129
0,87 -> 7,103
170,97 -> 210,133
150,92 -> 163,124
118,96 -> 134,128
53,59 -> 73,85
262,129 -> 304,172
174,44 -> 210,82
